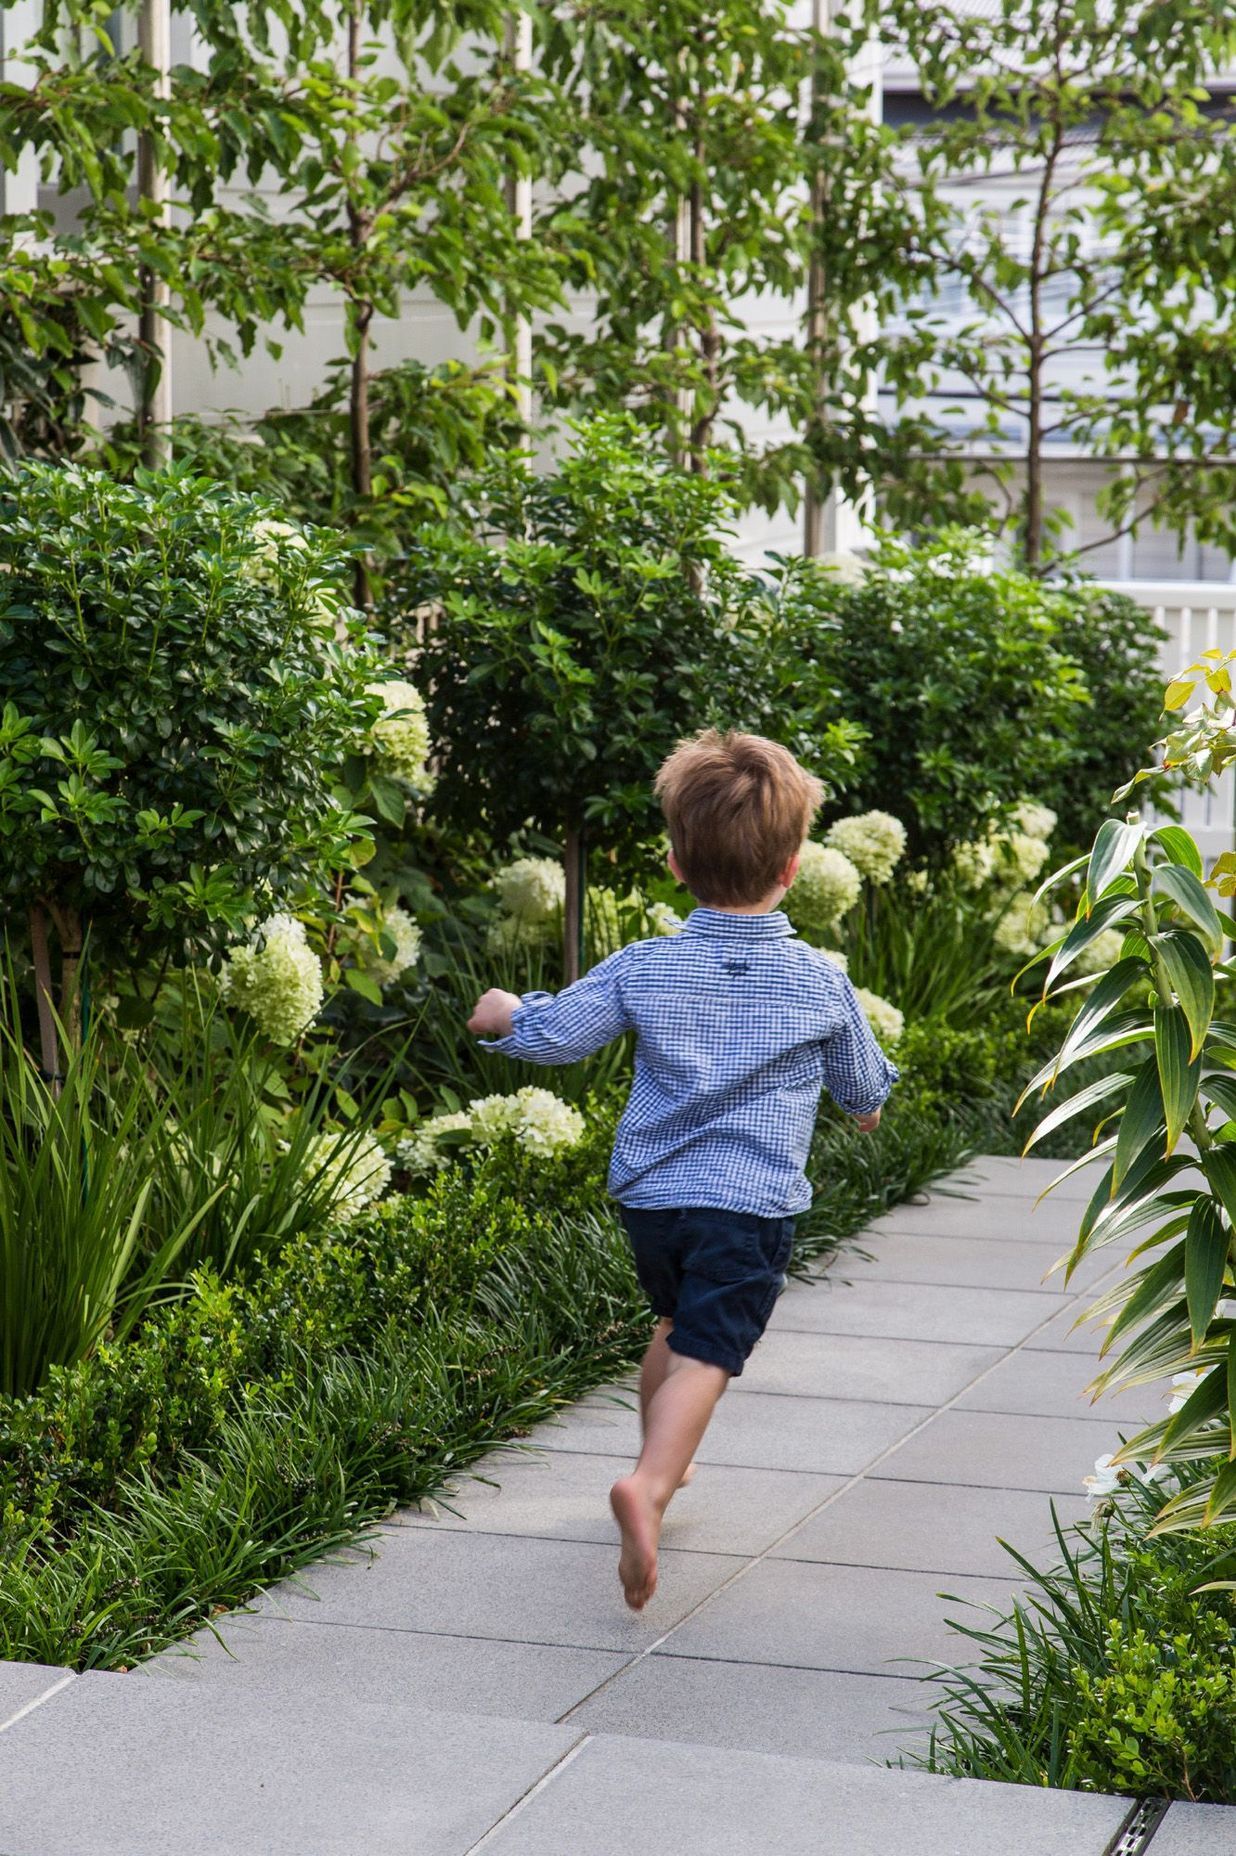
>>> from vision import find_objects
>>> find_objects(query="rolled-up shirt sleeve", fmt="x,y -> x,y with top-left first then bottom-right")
821,974 -> 900,1116
482,949 -> 631,1065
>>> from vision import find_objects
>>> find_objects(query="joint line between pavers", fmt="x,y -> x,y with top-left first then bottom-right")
557,1213 -> 1106,1726
462,1733 -> 593,1854
0,1672 -> 76,1735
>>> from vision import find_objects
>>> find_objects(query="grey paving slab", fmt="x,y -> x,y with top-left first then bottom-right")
658,1560 -> 1019,1677
397,1448 -> 843,1557
529,1379 -> 934,1471
0,1669 -> 579,1856
1152,1802 -> 1236,1852
955,1344 -> 1168,1425
771,1477 -> 1091,1579
144,1614 -> 625,1722
479,1732 -> 1131,1856
0,1661 -> 73,1730
1023,1297 -> 1120,1355
877,1409 -> 1121,1496
736,1326 -> 1001,1405
769,1276 -> 1068,1346
941,1155 -> 1107,1201
566,1653 -> 934,1765
840,1230 -> 1111,1293
864,1194 -> 1082,1245
255,1525 -> 744,1652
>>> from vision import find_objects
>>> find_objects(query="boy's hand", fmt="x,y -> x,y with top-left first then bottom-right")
467,988 -> 522,1039
854,1107 -> 882,1133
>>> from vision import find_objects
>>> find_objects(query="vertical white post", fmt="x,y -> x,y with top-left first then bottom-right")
139,0 -> 172,464
505,11 -> 533,428
0,2 -> 41,221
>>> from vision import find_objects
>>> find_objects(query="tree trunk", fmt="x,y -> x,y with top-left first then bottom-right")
802,1 -> 831,555
50,902 -> 83,1052
346,0 -> 373,610
138,0 -> 172,467
29,902 -> 60,1092
1024,345 -> 1044,570
504,11 -> 534,427
563,824 -> 585,987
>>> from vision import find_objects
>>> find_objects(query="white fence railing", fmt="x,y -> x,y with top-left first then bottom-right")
1097,579 -> 1236,867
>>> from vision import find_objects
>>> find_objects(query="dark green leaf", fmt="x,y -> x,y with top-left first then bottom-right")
1153,929 -> 1215,1060
1185,1199 -> 1231,1346
1155,1005 -> 1202,1153
1113,1057 -> 1165,1191
1085,818 -> 1144,915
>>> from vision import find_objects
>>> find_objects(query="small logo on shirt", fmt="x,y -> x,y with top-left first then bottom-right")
723,959 -> 750,975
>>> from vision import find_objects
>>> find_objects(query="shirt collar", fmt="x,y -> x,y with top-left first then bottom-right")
682,906 -> 794,938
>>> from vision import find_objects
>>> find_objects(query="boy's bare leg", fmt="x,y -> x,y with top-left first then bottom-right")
611,1351 -> 729,1610
639,1319 -> 696,1487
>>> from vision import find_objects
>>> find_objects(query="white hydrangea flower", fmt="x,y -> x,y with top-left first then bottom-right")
1075,926 -> 1126,976
992,830 -> 1051,890
648,902 -> 685,936
247,517 -> 308,569
825,811 -> 908,886
1011,799 -> 1058,843
221,913 -> 324,1046
303,1130 -> 392,1222
397,1110 -> 474,1176
953,836 -> 997,890
367,905 -> 421,985
493,856 -> 565,924
993,892 -> 1053,958
786,842 -> 863,941
367,679 -> 432,787
486,912 -> 557,956
499,1086 -> 586,1157
854,987 -> 903,1046
819,948 -> 849,973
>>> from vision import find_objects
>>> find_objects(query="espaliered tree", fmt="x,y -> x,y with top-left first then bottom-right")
402,417 -> 856,982
880,0 -> 1236,571
535,0 -> 922,529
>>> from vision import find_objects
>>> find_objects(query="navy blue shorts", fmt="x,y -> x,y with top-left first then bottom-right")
617,1205 -> 796,1378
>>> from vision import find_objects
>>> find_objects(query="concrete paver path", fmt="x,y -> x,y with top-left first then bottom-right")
0,1156 -> 1221,1853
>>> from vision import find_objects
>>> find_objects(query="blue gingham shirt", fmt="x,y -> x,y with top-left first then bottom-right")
484,907 -> 898,1217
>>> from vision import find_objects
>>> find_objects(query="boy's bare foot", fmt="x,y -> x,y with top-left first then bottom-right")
679,1461 -> 697,1488
610,1476 -> 660,1610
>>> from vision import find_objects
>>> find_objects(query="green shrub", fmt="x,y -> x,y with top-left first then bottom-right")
779,534 -> 1101,862
916,1479 -> 1236,1801
0,462 -> 382,976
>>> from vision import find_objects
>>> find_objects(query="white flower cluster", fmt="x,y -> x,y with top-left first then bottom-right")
819,948 -> 848,973
854,987 -> 904,1047
1167,1366 -> 1214,1414
825,811 -> 907,887
495,857 -> 565,923
469,1086 -> 586,1158
366,905 -> 421,986
303,1130 -> 392,1223
221,914 -> 324,1046
399,1087 -> 585,1176
785,841 -> 862,942
954,797 -> 1056,895
816,550 -> 868,585
367,679 -> 433,787
1011,800 -> 1058,842
993,892 -> 1052,959
488,856 -> 564,953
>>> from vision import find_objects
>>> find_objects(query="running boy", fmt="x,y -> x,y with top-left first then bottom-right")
467,730 -> 898,1610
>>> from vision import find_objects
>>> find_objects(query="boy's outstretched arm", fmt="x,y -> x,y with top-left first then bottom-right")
468,950 -> 631,1066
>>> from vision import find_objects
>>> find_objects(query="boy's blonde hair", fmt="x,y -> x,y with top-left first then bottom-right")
655,729 -> 823,907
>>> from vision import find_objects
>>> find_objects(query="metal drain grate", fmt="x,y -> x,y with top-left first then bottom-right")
1107,1800 -> 1170,1856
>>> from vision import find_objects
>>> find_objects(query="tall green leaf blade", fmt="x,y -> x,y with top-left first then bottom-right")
1044,897 -> 1142,994
1185,1199 -> 1232,1346
1205,1459 -> 1236,1527
1112,1058 -> 1165,1191
1150,825 -> 1203,878
1085,818 -> 1145,916
1229,1329 -> 1236,1460
1017,959 -> 1150,1110
1159,1360 -> 1226,1454
1156,1005 -> 1202,1153
1202,1074 -> 1236,1124
1105,1237 -> 1189,1349
1204,1145 -> 1236,1229
1023,1071 -> 1133,1155
1153,863 -> 1225,954
1152,929 -> 1215,1060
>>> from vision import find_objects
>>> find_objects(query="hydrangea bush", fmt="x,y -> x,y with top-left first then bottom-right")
784,842 -> 863,942
825,811 -> 907,886
400,1087 -> 585,1176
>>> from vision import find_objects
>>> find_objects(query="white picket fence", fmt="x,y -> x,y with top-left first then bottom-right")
1097,579 -> 1236,867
